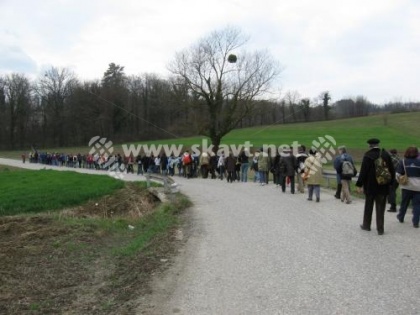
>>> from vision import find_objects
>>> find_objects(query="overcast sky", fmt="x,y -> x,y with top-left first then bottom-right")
1,0 -> 419,104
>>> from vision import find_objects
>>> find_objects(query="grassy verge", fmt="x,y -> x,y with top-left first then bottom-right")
0,168 -> 192,314
0,169 -> 124,216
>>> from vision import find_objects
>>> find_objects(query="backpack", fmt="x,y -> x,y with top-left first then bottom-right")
182,154 -> 192,165
374,151 -> 392,185
341,160 -> 355,176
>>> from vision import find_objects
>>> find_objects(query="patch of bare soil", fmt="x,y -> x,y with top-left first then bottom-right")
0,183 -> 187,314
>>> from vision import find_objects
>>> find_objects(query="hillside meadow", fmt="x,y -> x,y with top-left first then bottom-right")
0,112 -> 418,164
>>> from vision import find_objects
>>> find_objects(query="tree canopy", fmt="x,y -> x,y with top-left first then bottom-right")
168,26 -> 282,150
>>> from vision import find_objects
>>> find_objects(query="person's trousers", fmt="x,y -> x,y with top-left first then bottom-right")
297,173 -> 305,193
398,189 -> 420,225
307,184 -> 320,199
240,163 -> 249,182
363,194 -> 387,232
281,176 -> 295,193
341,179 -> 351,202
387,180 -> 399,209
259,171 -> 266,184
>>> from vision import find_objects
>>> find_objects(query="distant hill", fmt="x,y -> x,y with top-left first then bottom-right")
1,112 -> 418,163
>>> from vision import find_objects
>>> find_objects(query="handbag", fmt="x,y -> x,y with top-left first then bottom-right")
397,159 -> 409,185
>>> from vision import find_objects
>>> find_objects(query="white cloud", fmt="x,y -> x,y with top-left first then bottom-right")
0,0 -> 419,104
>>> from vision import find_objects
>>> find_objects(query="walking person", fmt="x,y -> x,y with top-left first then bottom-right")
160,153 -> 168,175
272,151 -> 281,186
333,151 -> 343,199
252,153 -> 259,183
387,149 -> 401,212
356,138 -> 395,235
217,153 -> 225,180
396,146 -> 420,227
296,145 -> 308,193
167,154 -> 176,176
278,148 -> 297,194
136,154 -> 143,175
336,146 -> 357,204
199,152 -> 210,178
304,149 -> 323,202
182,151 -> 193,178
225,152 -> 237,183
209,152 -> 217,179
238,149 -> 250,182
257,148 -> 269,186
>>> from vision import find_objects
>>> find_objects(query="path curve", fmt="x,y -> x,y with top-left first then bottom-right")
0,158 -> 419,315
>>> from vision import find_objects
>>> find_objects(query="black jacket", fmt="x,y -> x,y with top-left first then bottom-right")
356,148 -> 395,195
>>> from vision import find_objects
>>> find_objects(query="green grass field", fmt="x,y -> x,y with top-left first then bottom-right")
0,169 -> 124,216
0,112 -> 418,162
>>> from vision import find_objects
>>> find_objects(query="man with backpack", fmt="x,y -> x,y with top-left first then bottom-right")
356,138 -> 395,235
182,151 -> 193,178
336,146 -> 357,204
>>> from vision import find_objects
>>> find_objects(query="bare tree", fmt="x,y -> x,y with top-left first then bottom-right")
168,26 -> 282,150
299,98 -> 311,122
0,77 -> 6,149
3,73 -> 32,149
284,90 -> 300,122
36,67 -> 77,146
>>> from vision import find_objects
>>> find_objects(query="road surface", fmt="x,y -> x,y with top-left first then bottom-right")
0,158 -> 418,315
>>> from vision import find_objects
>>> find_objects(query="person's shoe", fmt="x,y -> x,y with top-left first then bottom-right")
346,201 -> 352,204
307,198 -> 312,201
334,194 -> 340,199
396,215 -> 404,223
360,225 -> 371,231
378,230 -> 384,235
316,197 -> 320,202
387,209 -> 397,212
414,224 -> 419,228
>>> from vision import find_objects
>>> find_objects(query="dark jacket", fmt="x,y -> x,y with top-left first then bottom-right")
225,155 -> 237,172
278,153 -> 297,177
356,148 -> 395,195
396,157 -> 420,192
238,151 -> 249,164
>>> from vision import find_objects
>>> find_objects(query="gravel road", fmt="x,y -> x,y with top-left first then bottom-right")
144,175 -> 420,315
1,158 -> 419,315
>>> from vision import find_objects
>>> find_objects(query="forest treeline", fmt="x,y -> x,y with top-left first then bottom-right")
1,64 -> 419,150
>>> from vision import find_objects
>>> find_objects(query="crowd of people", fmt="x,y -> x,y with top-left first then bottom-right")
25,138 -> 419,234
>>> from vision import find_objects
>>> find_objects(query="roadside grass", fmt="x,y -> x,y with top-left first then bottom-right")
0,169 -> 124,216
113,194 -> 191,257
0,168 -> 192,314
55,192 -> 191,258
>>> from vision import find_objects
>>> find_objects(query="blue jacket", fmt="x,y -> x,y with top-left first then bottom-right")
396,157 -> 420,192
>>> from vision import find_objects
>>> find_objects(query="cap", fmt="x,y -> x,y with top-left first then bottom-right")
367,138 -> 380,145
338,145 -> 346,150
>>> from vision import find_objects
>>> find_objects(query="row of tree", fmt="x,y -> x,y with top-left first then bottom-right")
1,27 -> 419,151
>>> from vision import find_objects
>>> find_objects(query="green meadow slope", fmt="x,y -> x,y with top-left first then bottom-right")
0,112 -> 418,160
